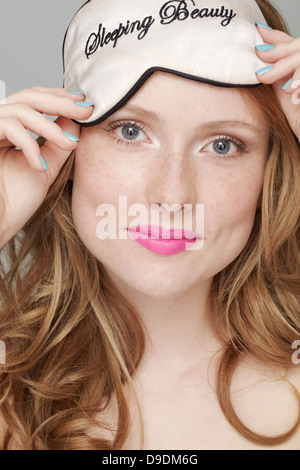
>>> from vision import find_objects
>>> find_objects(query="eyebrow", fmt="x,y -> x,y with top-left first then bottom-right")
117,104 -> 161,123
199,120 -> 263,134
117,105 -> 263,133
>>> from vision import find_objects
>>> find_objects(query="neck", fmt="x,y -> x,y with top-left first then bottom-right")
106,269 -> 221,369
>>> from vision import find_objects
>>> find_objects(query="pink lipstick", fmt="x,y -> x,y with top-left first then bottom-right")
127,225 -> 202,255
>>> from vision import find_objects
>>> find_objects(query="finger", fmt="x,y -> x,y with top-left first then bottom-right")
1,103 -> 81,151
8,87 -> 85,103
1,90 -> 94,121
256,37 -> 300,63
271,73 -> 300,139
0,117 -> 46,172
32,86 -> 85,97
39,117 -> 81,181
284,77 -> 300,98
52,116 -> 81,142
256,25 -> 294,45
255,52 -> 300,86
31,86 -> 86,103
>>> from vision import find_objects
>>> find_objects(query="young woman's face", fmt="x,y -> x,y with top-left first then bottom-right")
72,72 -> 269,297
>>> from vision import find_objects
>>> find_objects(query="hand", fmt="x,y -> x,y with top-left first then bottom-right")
255,25 -> 300,141
0,87 -> 93,249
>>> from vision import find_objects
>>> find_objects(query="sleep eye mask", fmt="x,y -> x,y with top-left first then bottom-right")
63,0 -> 269,126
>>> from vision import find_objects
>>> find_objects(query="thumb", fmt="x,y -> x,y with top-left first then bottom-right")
39,117 -> 81,183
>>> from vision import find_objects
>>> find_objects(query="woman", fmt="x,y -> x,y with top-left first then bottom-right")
0,0 -> 299,450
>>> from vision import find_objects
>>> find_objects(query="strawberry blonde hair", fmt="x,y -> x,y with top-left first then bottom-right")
0,0 -> 299,449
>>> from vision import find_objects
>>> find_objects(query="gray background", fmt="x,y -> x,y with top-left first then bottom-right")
0,0 -> 299,96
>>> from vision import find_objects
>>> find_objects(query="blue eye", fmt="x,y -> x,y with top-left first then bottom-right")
203,137 -> 249,159
213,140 -> 231,155
121,125 -> 141,141
104,120 -> 149,145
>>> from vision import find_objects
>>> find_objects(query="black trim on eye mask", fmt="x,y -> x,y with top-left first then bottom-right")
72,66 -> 261,127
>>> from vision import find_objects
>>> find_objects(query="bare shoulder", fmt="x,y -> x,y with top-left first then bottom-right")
283,365 -> 300,449
286,364 -> 300,393
230,358 -> 300,449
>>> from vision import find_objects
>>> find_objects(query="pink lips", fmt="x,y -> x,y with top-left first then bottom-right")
127,225 -> 202,255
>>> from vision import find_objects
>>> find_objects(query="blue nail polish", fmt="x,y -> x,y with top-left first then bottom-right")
75,101 -> 94,107
282,78 -> 293,90
256,22 -> 273,30
69,91 -> 85,95
256,44 -> 275,52
40,155 -> 49,171
63,131 -> 80,142
256,65 -> 273,76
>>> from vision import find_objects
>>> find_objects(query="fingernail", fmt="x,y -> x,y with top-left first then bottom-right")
75,101 -> 94,107
282,78 -> 293,90
63,131 -> 80,142
256,22 -> 273,30
40,155 -> 49,171
256,65 -> 273,76
256,44 -> 275,52
69,91 -> 85,95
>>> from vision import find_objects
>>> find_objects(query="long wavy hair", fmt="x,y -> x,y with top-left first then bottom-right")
0,0 -> 299,449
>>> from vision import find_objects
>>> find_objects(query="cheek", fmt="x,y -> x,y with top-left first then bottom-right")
206,157 -> 265,221
71,142 -> 137,263
73,139 -> 131,215
230,165 -> 263,215
71,143 -> 113,250
202,162 -> 265,273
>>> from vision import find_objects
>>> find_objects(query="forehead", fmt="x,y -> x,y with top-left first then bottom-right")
117,71 -> 264,124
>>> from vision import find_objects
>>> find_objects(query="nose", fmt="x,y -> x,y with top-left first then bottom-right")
148,145 -> 198,210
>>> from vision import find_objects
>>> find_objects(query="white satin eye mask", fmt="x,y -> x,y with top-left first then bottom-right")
63,0 -> 269,126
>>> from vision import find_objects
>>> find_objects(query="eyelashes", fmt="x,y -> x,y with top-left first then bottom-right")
102,120 -> 149,147
203,135 -> 250,161
101,119 -> 250,161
